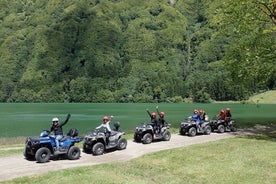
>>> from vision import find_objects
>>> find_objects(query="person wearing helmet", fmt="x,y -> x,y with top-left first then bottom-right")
50,113 -> 71,151
225,108 -> 232,127
146,109 -> 158,134
199,109 -> 206,122
225,108 -> 232,120
191,109 -> 201,130
96,116 -> 112,144
216,109 -> 226,121
156,106 -> 167,133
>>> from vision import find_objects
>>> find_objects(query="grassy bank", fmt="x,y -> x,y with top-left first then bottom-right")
3,135 -> 275,184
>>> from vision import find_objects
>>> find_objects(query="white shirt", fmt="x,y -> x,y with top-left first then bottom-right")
96,121 -> 111,131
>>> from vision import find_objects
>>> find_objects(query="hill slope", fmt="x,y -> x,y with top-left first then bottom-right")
248,90 -> 276,104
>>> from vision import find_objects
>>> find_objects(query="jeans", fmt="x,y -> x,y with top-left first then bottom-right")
55,135 -> 63,150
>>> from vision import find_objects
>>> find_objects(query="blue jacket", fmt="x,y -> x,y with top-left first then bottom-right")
191,114 -> 201,124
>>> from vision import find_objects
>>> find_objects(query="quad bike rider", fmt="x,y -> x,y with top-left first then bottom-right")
210,108 -> 237,133
134,108 -> 171,144
179,109 -> 212,136
24,114 -> 83,163
83,116 -> 127,155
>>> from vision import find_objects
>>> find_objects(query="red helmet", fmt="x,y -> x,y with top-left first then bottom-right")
160,112 -> 165,117
103,116 -> 109,121
194,109 -> 198,113
151,112 -> 156,118
220,109 -> 225,113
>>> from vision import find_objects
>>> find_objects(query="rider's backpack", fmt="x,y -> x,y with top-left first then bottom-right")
67,128 -> 78,137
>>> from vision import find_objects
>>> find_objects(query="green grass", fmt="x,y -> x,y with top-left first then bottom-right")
248,90 -> 276,104
1,103 -> 276,138
3,136 -> 275,184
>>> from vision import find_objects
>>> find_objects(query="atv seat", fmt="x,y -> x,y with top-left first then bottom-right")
110,131 -> 118,136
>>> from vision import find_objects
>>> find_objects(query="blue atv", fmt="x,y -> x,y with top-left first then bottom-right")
24,128 -> 83,163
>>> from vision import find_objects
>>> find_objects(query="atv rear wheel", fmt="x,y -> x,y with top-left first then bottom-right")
92,142 -> 105,155
142,133 -> 153,144
67,146 -> 81,160
35,147 -> 51,163
230,125 -> 237,132
188,127 -> 197,137
162,131 -> 171,141
204,125 -> 211,135
117,138 -> 127,150
217,125 -> 225,133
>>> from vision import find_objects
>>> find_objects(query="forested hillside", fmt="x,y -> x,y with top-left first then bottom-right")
0,0 -> 275,103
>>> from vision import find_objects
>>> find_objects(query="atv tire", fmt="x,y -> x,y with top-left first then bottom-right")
162,131 -> 171,141
204,125 -> 212,135
142,133 -> 153,144
35,147 -> 51,163
134,133 -> 141,142
67,146 -> 81,160
179,128 -> 186,135
230,125 -> 237,132
117,138 -> 127,150
217,124 -> 225,133
188,127 -> 197,137
92,142 -> 105,156
24,148 -> 35,160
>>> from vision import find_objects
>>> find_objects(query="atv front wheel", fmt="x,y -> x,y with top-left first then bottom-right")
179,128 -> 186,135
24,147 -> 35,160
117,138 -> 127,150
134,133 -> 141,142
35,147 -> 51,163
92,142 -> 105,155
142,133 -> 153,144
217,125 -> 225,133
188,127 -> 197,137
67,146 -> 81,160
162,131 -> 171,141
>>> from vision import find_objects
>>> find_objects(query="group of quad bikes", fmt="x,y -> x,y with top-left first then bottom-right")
24,110 -> 237,163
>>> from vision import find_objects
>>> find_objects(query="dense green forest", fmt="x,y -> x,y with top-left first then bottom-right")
0,0 -> 275,103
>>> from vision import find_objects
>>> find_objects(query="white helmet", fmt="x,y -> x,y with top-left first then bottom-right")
52,117 -> 59,122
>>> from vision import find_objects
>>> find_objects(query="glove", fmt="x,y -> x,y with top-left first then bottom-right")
67,114 -> 71,119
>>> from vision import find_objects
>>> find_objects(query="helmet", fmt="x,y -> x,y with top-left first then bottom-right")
194,109 -> 198,113
160,112 -> 165,117
226,108 -> 230,112
220,109 -> 225,113
151,112 -> 156,118
52,117 -> 59,122
103,116 -> 109,121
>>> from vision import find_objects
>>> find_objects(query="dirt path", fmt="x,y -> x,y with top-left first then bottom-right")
0,132 -> 236,182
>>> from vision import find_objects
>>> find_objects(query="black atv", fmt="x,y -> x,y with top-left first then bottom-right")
210,118 -> 237,133
83,122 -> 127,155
179,117 -> 212,137
134,123 -> 171,144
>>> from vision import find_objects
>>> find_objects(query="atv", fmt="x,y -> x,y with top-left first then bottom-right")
210,118 -> 237,133
134,123 -> 171,144
24,128 -> 83,163
82,121 -> 127,155
179,117 -> 212,137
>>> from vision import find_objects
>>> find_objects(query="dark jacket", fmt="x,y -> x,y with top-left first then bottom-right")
50,114 -> 71,136
146,110 -> 158,127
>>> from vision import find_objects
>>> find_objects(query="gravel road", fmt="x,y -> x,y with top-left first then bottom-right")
0,132 -> 237,182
